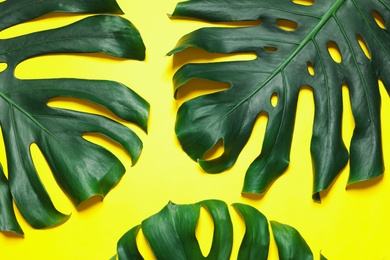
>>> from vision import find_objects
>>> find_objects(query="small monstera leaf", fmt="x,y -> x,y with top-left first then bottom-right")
169,0 -> 389,200
0,1 -> 149,234
112,200 -> 322,260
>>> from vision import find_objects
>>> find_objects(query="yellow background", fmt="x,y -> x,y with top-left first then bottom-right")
1,0 -> 389,259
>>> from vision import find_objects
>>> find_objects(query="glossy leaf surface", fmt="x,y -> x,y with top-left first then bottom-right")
0,0 -> 148,233
232,203 -> 269,260
0,165 -> 22,234
113,200 -> 316,259
117,225 -> 143,260
271,221 -> 313,260
142,200 -> 233,260
170,0 -> 389,200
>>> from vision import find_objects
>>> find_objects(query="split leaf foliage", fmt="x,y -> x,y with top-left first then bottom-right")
112,200 -> 323,260
0,0 -> 149,234
169,0 -> 390,200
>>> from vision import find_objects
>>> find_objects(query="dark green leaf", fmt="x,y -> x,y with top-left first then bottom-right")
0,164 -> 23,235
199,200 -> 233,259
0,1 -> 148,232
141,200 -> 232,260
271,221 -> 313,260
232,203 -> 269,260
0,0 -> 124,31
142,201 -> 204,259
170,0 -> 388,200
115,200 -> 318,260
117,225 -> 144,260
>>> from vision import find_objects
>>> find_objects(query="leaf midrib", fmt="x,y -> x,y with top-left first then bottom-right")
0,92 -> 60,143
183,0 -> 346,159
210,0 -> 346,124
245,0 -> 345,175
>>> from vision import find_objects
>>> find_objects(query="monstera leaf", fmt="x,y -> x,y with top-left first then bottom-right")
0,1 -> 149,234
112,200 -> 321,260
169,0 -> 389,200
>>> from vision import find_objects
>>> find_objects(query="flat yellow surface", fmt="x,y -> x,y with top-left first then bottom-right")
1,0 -> 390,259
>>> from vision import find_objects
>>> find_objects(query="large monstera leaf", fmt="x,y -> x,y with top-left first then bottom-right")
169,0 -> 390,200
112,200 -> 320,260
0,1 -> 149,234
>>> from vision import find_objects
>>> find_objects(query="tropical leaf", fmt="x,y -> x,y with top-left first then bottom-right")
112,200 -> 319,260
0,1 -> 149,234
271,221 -> 313,260
169,0 -> 389,201
233,203 -> 269,260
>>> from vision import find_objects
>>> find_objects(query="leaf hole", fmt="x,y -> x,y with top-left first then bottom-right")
276,19 -> 298,31
264,46 -> 278,53
340,82 -> 355,151
196,206 -> 215,257
175,79 -> 230,107
47,97 -> 134,127
327,41 -> 342,63
172,47 -> 256,70
372,10 -> 386,29
0,63 -> 7,73
203,138 -> 224,161
270,92 -> 279,107
356,34 -> 371,59
292,0 -> 314,6
48,97 -> 145,140
307,61 -> 315,75
0,126 -> 7,178
14,53 -> 124,80
82,132 -> 134,165
30,143 -> 72,213
48,97 -> 108,115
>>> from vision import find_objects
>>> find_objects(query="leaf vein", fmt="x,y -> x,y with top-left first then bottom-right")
351,0 -> 390,66
335,4 -> 374,126
0,93 -> 60,143
197,1 -> 346,134
0,0 -> 45,22
1,35 -> 118,57
206,4 -> 322,19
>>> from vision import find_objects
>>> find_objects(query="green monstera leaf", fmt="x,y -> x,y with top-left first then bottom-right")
112,200 -> 323,260
0,1 -> 149,234
169,0 -> 389,200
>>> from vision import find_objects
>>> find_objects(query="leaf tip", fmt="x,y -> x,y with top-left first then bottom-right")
1,229 -> 25,237
312,192 -> 322,203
